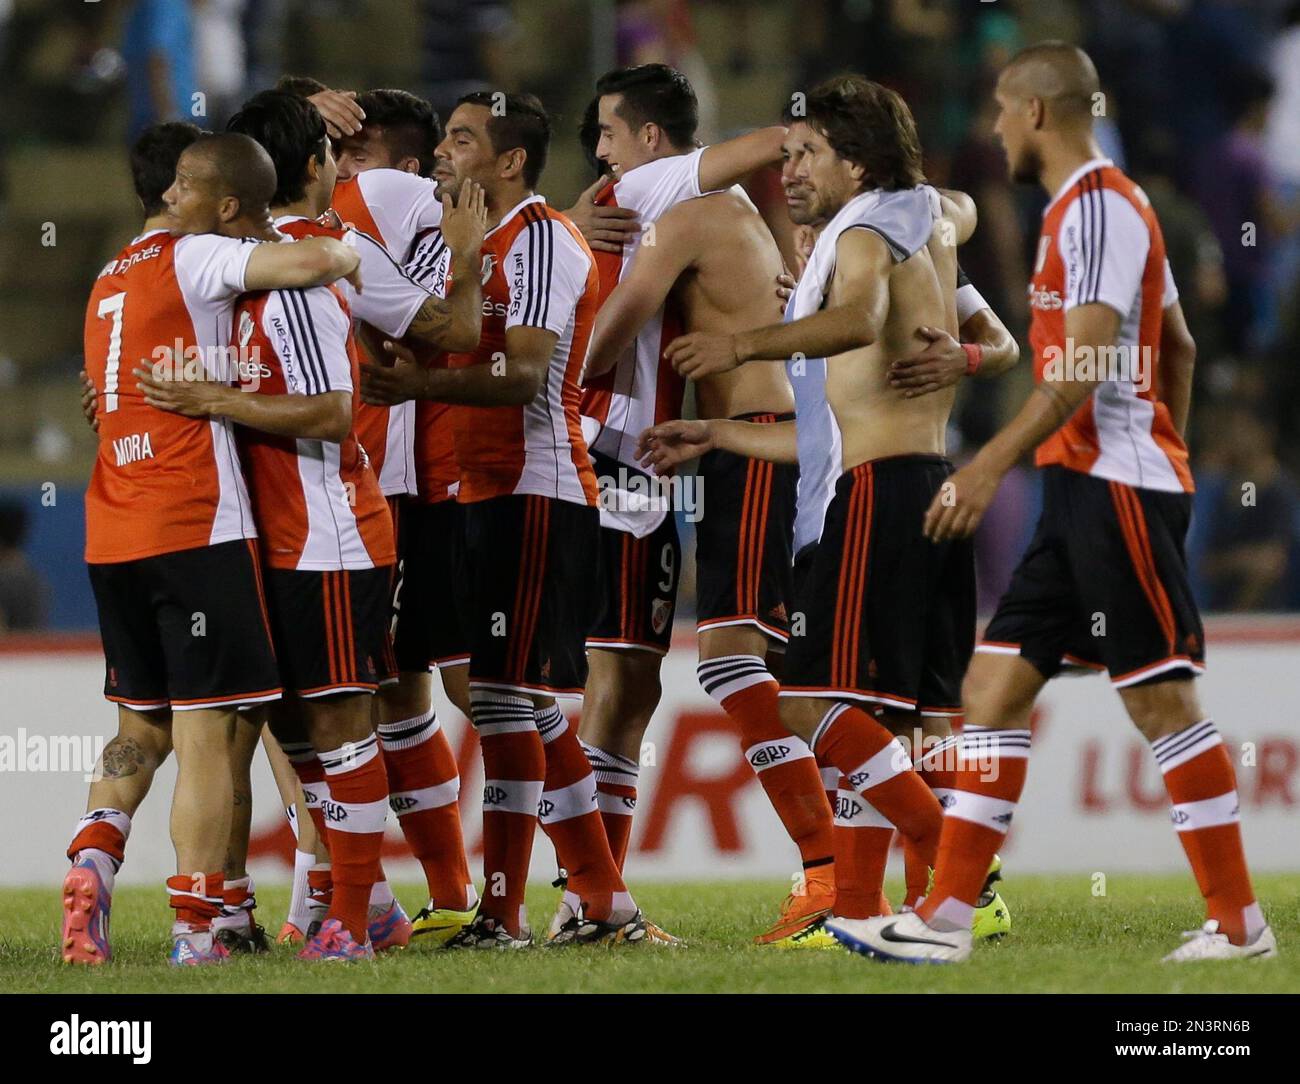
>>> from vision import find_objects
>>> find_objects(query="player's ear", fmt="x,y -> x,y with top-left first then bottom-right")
218,195 -> 241,223
500,147 -> 526,182
643,122 -> 660,153
398,157 -> 421,175
1029,96 -> 1046,131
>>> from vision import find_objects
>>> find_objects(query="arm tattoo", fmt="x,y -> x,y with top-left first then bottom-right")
99,736 -> 147,779
409,295 -> 454,338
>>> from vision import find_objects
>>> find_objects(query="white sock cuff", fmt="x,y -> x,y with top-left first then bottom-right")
377,710 -> 439,751
960,726 -> 1031,761
535,704 -> 568,744
1153,719 -> 1222,774
582,741 -> 639,786
471,690 -> 538,736
320,734 -> 379,775
810,703 -> 851,753
697,654 -> 774,703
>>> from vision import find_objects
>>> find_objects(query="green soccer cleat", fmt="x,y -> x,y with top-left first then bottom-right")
411,898 -> 480,947
971,854 -> 1011,940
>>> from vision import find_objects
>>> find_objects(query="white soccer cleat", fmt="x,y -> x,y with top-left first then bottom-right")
1161,920 -> 1277,963
826,911 -> 972,964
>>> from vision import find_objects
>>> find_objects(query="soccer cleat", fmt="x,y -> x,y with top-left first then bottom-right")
367,898 -> 412,952
754,873 -> 836,946
169,930 -> 232,967
1162,921 -> 1278,963
771,915 -> 837,950
298,917 -> 375,961
277,921 -> 306,945
443,914 -> 533,950
412,898 -> 480,946
826,911 -> 972,964
971,892 -> 1011,940
547,908 -> 647,947
61,860 -> 112,965
214,921 -> 271,955
643,918 -> 686,947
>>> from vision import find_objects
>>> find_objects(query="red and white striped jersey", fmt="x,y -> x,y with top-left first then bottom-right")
404,226 -> 459,504
233,280 -> 395,571
1029,158 -> 1191,493
330,169 -> 444,497
580,149 -> 710,465
447,195 -> 599,507
84,229 -> 258,563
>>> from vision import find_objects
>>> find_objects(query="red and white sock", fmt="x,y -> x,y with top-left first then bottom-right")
700,656 -> 835,873
1153,719 -> 1265,946
915,732 -> 960,809
212,875 -> 256,935
167,871 -> 225,933
811,703 -> 941,906
473,689 -> 544,937
282,742 -> 331,842
581,741 -> 639,872
919,725 -> 1031,931
318,734 -> 389,942
830,778 -> 895,919
536,705 -> 633,924
378,709 -> 473,910
67,808 -> 131,892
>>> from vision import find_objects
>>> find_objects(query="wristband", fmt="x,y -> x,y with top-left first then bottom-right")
962,342 -> 983,376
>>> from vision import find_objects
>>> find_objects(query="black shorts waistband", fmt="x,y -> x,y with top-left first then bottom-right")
730,411 -> 796,423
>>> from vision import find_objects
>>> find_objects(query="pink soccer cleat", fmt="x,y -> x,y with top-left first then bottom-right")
367,899 -> 412,952
298,918 -> 375,961
61,860 -> 112,965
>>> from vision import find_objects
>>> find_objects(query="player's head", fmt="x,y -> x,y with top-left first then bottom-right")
226,89 -> 336,214
579,96 -> 610,180
593,63 -> 697,177
781,118 -> 821,227
434,91 -> 551,202
274,74 -> 329,98
162,132 -> 277,235
994,41 -> 1101,184
130,121 -> 203,220
335,89 -> 442,181
797,75 -> 925,216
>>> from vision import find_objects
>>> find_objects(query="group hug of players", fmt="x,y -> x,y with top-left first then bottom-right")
63,39 -> 1276,966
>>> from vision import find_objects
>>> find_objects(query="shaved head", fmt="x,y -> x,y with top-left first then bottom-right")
186,132 -> 277,214
1000,41 -> 1100,125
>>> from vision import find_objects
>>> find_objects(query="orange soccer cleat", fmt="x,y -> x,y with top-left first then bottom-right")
754,867 -> 836,946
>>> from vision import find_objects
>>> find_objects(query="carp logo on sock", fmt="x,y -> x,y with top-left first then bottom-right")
482,785 -> 508,806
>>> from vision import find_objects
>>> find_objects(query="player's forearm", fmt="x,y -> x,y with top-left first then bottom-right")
406,255 -> 482,352
1161,341 -> 1195,438
246,237 -> 359,290
710,418 -> 799,464
421,360 -> 542,406
212,387 -> 352,443
584,291 -> 662,382
975,377 -> 1098,474
734,306 -> 877,365
962,309 -> 1019,377
698,126 -> 787,191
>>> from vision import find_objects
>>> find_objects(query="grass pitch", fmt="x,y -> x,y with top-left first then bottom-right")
2,874 -> 1297,994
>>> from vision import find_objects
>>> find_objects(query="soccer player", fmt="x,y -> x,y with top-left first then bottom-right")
839,43 -> 1277,964
578,69 -> 841,946
653,75 -> 973,924
70,127 -> 362,966
641,116 -> 1018,938
363,92 -> 642,947
228,88 -> 484,946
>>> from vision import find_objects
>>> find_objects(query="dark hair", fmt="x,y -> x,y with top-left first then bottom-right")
805,74 -> 925,191
595,63 -> 697,149
275,74 -> 329,98
226,90 -> 329,207
578,96 -> 607,179
456,91 -> 551,188
130,122 -> 202,216
0,500 -> 28,550
355,89 -> 442,177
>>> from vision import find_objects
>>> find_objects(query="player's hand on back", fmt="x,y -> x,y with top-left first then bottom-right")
637,419 -> 715,476
889,326 -> 966,398
664,332 -> 741,379
360,339 -> 426,406
307,89 -> 365,139
440,180 -> 488,261
564,176 -> 640,254
78,370 -> 99,433
775,270 -> 796,317
134,363 -> 230,418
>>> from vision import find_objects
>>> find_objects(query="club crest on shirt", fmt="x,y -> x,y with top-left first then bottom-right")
480,253 -> 496,285
238,310 -> 255,348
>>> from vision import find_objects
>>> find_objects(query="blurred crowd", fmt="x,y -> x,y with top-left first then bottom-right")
0,0 -> 1297,630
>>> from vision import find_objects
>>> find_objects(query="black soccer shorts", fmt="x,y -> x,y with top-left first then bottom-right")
980,465 -> 1205,687
391,497 -> 472,671
694,412 -> 798,644
89,538 -> 282,711
462,493 -> 600,699
781,455 -> 975,717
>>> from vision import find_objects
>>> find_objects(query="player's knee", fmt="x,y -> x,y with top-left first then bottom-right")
777,696 -> 819,742
960,661 -> 1030,730
1121,677 -> 1200,742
